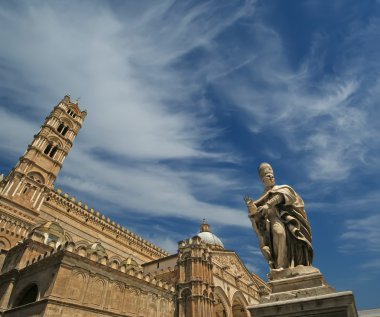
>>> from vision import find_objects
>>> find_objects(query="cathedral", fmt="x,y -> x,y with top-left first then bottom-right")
0,95 -> 268,317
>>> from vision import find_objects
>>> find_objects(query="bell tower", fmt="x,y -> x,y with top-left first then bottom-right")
177,236 -> 215,317
0,95 -> 86,211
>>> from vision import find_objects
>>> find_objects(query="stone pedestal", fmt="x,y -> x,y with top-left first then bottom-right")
248,266 -> 358,317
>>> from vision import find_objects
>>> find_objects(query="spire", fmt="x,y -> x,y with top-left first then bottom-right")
200,219 -> 211,233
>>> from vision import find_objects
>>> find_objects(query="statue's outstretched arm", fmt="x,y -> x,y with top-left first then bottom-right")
258,194 -> 284,221
266,194 -> 284,207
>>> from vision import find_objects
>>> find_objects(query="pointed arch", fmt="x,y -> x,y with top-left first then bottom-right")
64,231 -> 73,243
108,256 -> 122,269
75,240 -> 89,256
214,286 -> 231,317
47,136 -> 63,149
68,271 -> 87,301
27,172 -> 45,185
74,240 -> 89,249
231,291 -> 249,317
43,137 -> 63,158
59,118 -> 73,129
0,236 -> 11,250
231,291 -> 248,306
57,118 -> 72,136
12,283 -> 39,307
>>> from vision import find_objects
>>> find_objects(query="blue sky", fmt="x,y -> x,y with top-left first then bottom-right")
0,0 -> 379,310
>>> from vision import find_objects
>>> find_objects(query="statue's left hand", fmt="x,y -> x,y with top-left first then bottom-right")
244,195 -> 253,206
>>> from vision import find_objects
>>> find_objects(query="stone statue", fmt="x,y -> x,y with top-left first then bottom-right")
244,162 -> 313,270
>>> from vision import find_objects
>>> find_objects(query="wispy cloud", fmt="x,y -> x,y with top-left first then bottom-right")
212,18 -> 380,182
57,148 -> 248,226
340,213 -> 380,254
0,1 -> 254,228
0,107 -> 37,156
1,1 -> 380,308
241,245 -> 267,275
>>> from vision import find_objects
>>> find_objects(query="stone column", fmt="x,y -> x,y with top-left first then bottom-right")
0,277 -> 17,310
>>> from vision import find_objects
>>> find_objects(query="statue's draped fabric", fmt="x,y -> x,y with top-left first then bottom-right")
255,185 -> 313,267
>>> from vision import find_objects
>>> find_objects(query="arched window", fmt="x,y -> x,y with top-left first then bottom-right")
13,284 -> 39,307
44,143 -> 59,158
57,123 -> 69,136
62,126 -> 69,136
67,109 -> 77,118
50,145 -> 58,158
22,185 -> 30,194
231,292 -> 248,317
57,123 -> 65,133
44,143 -> 52,155
27,172 -> 45,185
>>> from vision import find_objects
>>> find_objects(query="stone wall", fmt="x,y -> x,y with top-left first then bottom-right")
39,189 -> 168,263
0,241 -> 176,317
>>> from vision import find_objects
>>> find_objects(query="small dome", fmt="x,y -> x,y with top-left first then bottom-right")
196,221 -> 224,250
29,220 -> 65,245
33,221 -> 64,236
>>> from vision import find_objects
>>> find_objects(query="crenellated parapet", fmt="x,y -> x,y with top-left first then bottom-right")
0,238 -> 176,317
18,240 -> 175,294
45,188 -> 169,260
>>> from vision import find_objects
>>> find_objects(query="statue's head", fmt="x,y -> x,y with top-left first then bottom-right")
258,162 -> 275,187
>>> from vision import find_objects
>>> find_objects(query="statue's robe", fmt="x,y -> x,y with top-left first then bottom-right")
255,185 -> 313,267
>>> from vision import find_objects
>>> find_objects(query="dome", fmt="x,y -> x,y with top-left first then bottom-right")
196,221 -> 224,250
30,220 -> 65,244
33,221 -> 65,236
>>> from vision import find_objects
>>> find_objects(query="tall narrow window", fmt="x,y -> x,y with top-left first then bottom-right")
67,109 -> 76,118
50,146 -> 58,158
57,123 -> 69,136
44,143 -> 59,158
62,126 -> 69,136
57,123 -> 65,133
44,143 -> 52,155
23,186 -> 30,194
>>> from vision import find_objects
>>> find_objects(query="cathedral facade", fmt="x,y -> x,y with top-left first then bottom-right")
0,96 -> 267,317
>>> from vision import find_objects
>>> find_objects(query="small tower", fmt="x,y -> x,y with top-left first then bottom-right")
0,95 -> 86,211
177,235 -> 214,317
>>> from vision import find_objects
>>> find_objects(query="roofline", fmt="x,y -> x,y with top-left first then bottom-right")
141,253 -> 178,266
